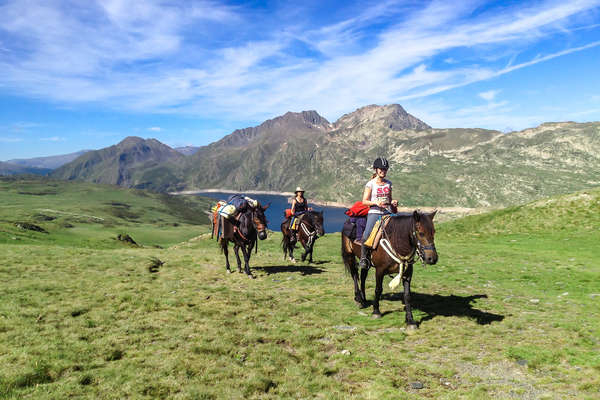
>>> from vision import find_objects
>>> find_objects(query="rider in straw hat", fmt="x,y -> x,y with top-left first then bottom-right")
290,187 -> 311,241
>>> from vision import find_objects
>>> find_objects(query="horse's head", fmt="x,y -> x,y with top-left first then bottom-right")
252,202 -> 269,240
310,211 -> 325,236
413,210 -> 438,265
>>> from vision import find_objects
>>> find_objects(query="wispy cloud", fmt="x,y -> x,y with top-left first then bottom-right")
479,90 -> 500,102
0,137 -> 23,143
41,136 -> 65,142
149,127 -> 161,132
0,0 -> 599,126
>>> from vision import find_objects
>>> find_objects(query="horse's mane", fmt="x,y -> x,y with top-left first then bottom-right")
237,208 -> 256,237
384,214 -> 415,240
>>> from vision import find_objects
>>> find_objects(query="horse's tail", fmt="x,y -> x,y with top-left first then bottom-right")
280,221 -> 288,257
341,234 -> 355,275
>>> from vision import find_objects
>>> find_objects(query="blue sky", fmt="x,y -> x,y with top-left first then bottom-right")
1,0 -> 600,160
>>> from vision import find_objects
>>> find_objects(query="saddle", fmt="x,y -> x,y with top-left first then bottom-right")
364,215 -> 391,249
212,208 -> 241,241
289,214 -> 305,231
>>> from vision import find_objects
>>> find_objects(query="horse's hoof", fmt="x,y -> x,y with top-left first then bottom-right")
355,301 -> 368,309
371,313 -> 382,319
290,259 -> 296,264
406,324 -> 418,334
226,270 -> 232,274
248,274 -> 256,279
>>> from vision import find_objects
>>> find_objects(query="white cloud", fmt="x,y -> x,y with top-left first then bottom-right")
41,136 -> 65,141
149,127 -> 161,131
479,90 -> 500,101
0,0 -> 599,129
0,137 -> 23,142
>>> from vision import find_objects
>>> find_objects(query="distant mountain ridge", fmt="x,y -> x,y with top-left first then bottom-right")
0,161 -> 52,176
51,136 -> 184,191
7,150 -> 91,169
50,104 -> 600,207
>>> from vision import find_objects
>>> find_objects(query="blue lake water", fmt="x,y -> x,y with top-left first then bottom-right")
197,192 -> 349,233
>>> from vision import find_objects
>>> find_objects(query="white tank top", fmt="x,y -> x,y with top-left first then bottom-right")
366,178 -> 392,215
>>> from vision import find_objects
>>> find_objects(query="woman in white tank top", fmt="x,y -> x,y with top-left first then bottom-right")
359,157 -> 398,269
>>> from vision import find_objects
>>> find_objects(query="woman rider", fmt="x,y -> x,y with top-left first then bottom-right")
290,187 -> 310,241
359,157 -> 398,269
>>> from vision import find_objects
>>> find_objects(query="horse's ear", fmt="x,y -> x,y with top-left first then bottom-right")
429,210 -> 437,220
413,210 -> 420,222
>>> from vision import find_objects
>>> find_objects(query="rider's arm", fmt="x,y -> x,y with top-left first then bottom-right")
389,188 -> 398,207
362,185 -> 373,206
291,199 -> 296,214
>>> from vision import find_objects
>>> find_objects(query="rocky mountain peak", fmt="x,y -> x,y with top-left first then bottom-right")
118,136 -> 146,147
210,110 -> 331,149
334,104 -> 431,131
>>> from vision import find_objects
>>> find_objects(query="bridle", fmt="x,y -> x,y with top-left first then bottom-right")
379,214 -> 435,273
298,212 -> 323,247
411,221 -> 436,266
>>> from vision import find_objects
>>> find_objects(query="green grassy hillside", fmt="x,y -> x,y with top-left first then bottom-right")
442,187 -> 600,235
0,180 -> 598,399
0,176 -> 212,248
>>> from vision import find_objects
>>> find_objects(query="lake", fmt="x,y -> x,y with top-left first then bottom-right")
197,192 -> 349,233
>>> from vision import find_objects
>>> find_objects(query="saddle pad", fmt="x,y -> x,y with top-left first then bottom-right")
363,218 -> 381,248
218,204 -> 237,219
364,216 -> 390,249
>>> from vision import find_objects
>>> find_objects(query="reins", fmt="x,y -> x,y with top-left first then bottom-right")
380,214 -> 430,275
300,221 -> 317,247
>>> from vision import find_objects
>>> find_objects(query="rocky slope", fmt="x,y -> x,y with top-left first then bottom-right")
51,137 -> 185,191
7,150 -> 91,169
48,105 -> 600,207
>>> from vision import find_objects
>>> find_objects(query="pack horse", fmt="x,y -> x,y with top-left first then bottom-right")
211,195 -> 269,278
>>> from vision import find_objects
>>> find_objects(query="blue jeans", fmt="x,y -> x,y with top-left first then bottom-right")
362,213 -> 381,242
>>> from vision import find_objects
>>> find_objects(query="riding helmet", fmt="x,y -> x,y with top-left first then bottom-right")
372,157 -> 389,170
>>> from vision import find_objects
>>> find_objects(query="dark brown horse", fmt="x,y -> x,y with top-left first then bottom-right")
341,210 -> 438,328
216,203 -> 269,278
281,211 -> 325,263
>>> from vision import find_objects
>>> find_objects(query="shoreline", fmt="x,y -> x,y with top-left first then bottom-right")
170,189 -> 490,215
170,189 -> 351,208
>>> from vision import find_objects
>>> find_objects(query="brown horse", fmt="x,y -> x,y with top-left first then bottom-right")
216,203 -> 269,278
281,211 -> 325,263
341,210 -> 438,328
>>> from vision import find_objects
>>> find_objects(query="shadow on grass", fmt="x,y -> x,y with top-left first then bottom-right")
380,292 -> 504,325
253,264 -> 325,275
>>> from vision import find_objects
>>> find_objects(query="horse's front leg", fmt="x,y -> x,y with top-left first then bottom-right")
403,263 -> 417,328
240,243 -> 255,279
372,268 -> 385,319
300,240 -> 309,262
308,240 -> 315,263
233,244 -> 243,273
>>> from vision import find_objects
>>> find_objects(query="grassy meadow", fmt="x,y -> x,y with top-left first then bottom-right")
0,177 -> 599,399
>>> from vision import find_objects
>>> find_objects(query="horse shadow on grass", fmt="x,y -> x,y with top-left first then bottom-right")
253,264 -> 325,276
380,292 -> 504,325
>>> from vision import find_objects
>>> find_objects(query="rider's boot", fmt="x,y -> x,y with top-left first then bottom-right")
359,244 -> 371,269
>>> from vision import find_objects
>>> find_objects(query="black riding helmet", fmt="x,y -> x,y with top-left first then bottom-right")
372,157 -> 389,170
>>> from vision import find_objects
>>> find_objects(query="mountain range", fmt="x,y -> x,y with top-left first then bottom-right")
32,104 -> 600,207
